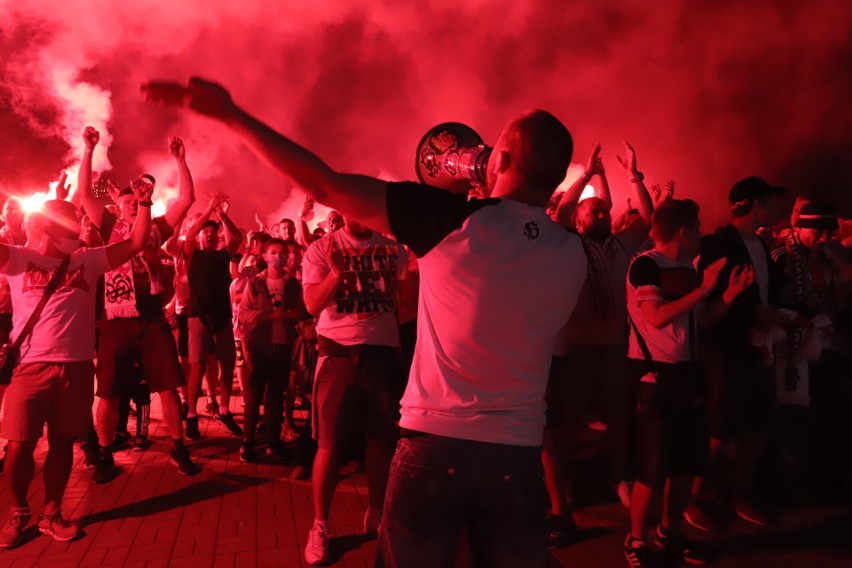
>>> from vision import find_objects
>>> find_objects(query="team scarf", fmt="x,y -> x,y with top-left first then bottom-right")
103,218 -> 162,319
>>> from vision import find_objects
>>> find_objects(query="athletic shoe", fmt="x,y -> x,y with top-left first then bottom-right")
683,502 -> 721,533
733,496 -> 772,526
239,442 -> 256,463
547,513 -> 577,549
185,417 -> 201,440
215,412 -> 243,436
266,442 -> 288,461
91,450 -> 115,484
290,465 -> 310,480
0,508 -> 31,549
38,510 -> 82,542
130,436 -> 150,452
654,525 -> 711,565
281,424 -> 301,443
304,523 -> 331,565
624,535 -> 654,568
363,507 -> 382,537
204,399 -> 219,415
170,448 -> 200,476
81,442 -> 99,470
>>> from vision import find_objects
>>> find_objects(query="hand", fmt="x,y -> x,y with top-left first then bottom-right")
616,141 -> 638,176
206,192 -> 227,210
168,136 -> 185,159
55,171 -> 71,201
701,257 -> 727,292
726,265 -> 755,297
220,200 -> 230,215
104,178 -> 121,202
326,236 -> 347,275
299,197 -> 315,220
83,126 -> 100,150
584,144 -> 602,177
131,177 -> 155,203
142,77 -> 238,122
254,213 -> 264,229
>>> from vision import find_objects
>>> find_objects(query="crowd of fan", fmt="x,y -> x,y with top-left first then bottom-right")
0,121 -> 849,568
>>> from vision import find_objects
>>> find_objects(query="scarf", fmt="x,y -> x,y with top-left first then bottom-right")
103,218 -> 162,320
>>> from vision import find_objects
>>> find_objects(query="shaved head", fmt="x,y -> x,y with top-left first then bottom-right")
499,109 -> 573,191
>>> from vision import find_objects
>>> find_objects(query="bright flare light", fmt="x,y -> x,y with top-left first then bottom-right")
151,200 -> 167,217
579,184 -> 597,201
21,192 -> 51,213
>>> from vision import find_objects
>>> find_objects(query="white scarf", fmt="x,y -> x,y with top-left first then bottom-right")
103,218 -> 162,319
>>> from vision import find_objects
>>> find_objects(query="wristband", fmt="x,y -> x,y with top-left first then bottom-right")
138,201 -> 153,207
629,171 -> 644,183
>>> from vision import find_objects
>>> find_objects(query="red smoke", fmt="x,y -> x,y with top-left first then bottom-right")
1,0 -> 850,229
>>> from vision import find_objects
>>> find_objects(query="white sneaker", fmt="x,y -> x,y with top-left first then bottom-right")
304,524 -> 331,565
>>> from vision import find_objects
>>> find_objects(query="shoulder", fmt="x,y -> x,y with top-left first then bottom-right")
628,252 -> 662,287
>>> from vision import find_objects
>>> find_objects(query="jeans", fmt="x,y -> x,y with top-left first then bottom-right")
376,432 -> 548,568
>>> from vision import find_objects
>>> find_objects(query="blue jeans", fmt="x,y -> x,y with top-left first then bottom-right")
375,432 -> 549,568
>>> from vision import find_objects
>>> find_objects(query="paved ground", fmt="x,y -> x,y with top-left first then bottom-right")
0,396 -> 850,567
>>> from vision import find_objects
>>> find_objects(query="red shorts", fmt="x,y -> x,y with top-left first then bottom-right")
1,361 -> 95,442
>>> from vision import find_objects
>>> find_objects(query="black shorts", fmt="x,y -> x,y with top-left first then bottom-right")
311,335 -> 404,454
96,316 -> 185,398
703,346 -> 775,441
630,359 -> 709,489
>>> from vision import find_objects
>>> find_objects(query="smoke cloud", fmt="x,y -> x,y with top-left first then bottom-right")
1,0 -> 850,228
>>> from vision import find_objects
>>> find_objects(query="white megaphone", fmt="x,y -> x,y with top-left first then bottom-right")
415,122 -> 492,195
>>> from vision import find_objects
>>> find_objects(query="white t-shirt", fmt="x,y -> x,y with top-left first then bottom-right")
626,250 -> 699,364
387,182 -> 587,447
2,246 -> 111,363
302,228 -> 406,347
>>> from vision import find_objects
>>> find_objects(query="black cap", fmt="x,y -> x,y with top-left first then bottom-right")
794,201 -> 839,230
728,176 -> 785,208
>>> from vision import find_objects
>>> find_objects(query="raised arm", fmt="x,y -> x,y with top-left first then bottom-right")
218,200 -> 243,256
616,142 -> 654,225
552,144 -> 601,227
75,126 -> 105,227
183,194 -> 220,257
106,179 -> 153,269
142,78 -> 390,235
297,197 -> 320,247
163,136 -> 195,229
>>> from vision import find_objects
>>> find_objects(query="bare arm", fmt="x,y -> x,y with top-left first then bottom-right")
551,144 -> 600,227
639,258 -> 727,329
106,181 -> 153,269
303,274 -> 340,317
616,142 -> 654,225
76,126 -> 105,227
183,195 -> 219,257
163,137 -> 195,229
143,78 -> 391,235
697,265 -> 756,327
218,206 -> 243,257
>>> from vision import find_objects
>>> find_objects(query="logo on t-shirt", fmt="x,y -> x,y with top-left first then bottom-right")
333,246 -> 399,316
22,263 -> 90,293
524,221 -> 539,240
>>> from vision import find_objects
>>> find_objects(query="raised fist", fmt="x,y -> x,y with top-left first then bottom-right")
83,126 -> 100,150
168,136 -> 185,159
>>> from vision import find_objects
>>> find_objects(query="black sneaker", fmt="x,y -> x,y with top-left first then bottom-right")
204,399 -> 219,415
131,436 -> 150,452
185,417 -> 201,440
215,412 -> 243,436
266,441 -> 288,461
91,450 -> 115,484
654,525 -> 711,565
624,535 -> 655,568
81,442 -> 99,470
239,442 -> 256,463
547,513 -> 576,549
170,448 -> 200,476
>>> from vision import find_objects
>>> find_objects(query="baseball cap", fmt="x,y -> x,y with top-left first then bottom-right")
728,176 -> 785,208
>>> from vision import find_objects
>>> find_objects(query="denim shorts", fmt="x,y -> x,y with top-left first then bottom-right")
376,432 -> 549,568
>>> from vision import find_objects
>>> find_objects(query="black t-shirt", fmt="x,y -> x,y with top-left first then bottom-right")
188,248 -> 233,332
96,211 -> 174,320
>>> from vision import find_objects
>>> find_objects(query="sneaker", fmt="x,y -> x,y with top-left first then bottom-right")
0,508 -> 31,549
733,496 -> 772,526
185,416 -> 201,440
81,442 -> 99,470
204,399 -> 219,415
239,442 -> 256,463
281,424 -> 301,443
291,465 -> 311,480
654,525 -> 711,565
215,412 -> 243,436
266,442 -> 288,461
683,502 -> 721,533
363,507 -> 382,537
110,430 -> 130,450
37,510 -> 82,542
170,448 -> 200,476
304,523 -> 331,565
131,436 -> 150,452
91,450 -> 115,484
624,535 -> 654,568
547,513 -> 577,549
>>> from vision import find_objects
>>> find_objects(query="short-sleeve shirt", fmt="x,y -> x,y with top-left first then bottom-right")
188,248 -> 233,332
302,229 -> 407,347
387,181 -> 587,447
627,250 -> 700,364
96,211 -> 173,320
1,246 -> 111,363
